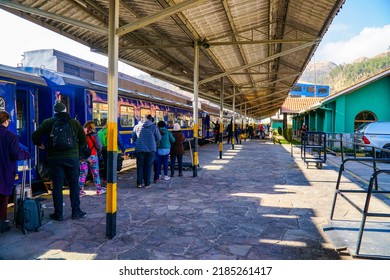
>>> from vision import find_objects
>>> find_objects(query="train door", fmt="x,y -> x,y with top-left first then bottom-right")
56,88 -> 90,125
16,88 -> 33,153
15,87 -> 38,187
72,89 -> 91,125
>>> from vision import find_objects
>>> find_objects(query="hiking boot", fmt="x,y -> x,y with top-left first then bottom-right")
50,213 -> 64,222
72,210 -> 87,220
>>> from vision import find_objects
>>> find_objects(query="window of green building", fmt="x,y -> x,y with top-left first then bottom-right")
354,110 -> 377,131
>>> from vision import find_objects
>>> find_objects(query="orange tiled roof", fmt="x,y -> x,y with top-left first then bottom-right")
281,97 -> 323,113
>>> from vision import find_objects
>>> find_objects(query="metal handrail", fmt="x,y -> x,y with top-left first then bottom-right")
330,156 -> 390,256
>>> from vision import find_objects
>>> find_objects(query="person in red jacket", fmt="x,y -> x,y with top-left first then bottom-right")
78,121 -> 104,197
0,111 -> 30,233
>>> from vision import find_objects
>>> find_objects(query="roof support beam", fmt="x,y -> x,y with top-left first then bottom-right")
118,58 -> 193,85
247,96 -> 286,111
119,38 -> 317,49
198,40 -> 319,85
206,38 -> 319,46
116,0 -> 208,36
0,0 -> 107,35
121,43 -> 193,50
238,88 -> 288,107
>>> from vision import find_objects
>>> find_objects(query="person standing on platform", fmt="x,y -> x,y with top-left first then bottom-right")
0,111 -> 30,233
301,123 -> 308,133
247,124 -> 254,139
32,101 -> 87,221
156,120 -> 175,181
226,121 -> 233,144
212,120 -> 220,144
259,123 -> 265,139
132,115 -> 161,188
235,124 -> 241,144
98,125 -> 126,185
78,121 -> 104,197
170,123 -> 185,177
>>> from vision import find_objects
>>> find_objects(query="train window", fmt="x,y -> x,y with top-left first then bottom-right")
120,105 -> 134,127
293,85 -> 302,92
177,113 -> 184,127
16,100 -> 24,130
93,102 -> 108,127
168,112 -> 175,127
318,87 -> 328,94
183,114 -> 193,128
155,110 -> 164,123
140,108 -> 151,119
0,97 -> 5,110
307,86 -> 315,93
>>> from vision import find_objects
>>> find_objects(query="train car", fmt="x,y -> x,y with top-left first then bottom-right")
290,83 -> 330,97
0,64 -> 50,190
0,64 -> 216,195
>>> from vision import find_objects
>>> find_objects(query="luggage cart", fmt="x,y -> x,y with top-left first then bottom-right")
301,132 -> 327,169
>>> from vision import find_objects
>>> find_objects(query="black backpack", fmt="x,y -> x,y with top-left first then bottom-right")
49,116 -> 76,150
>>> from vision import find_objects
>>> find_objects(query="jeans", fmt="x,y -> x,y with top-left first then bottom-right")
170,154 -> 183,176
156,153 -> 169,178
49,157 -> 81,216
100,147 -> 108,181
136,151 -> 155,186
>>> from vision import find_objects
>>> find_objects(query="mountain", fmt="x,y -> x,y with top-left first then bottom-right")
299,61 -> 337,85
299,50 -> 390,94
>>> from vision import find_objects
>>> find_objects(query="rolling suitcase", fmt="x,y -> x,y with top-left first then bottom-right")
15,159 -> 44,234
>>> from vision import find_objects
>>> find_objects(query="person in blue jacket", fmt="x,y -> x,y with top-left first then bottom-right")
0,111 -> 30,233
132,115 -> 161,188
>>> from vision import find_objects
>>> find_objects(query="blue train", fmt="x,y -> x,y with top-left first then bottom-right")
290,83 -> 330,97
0,63 -> 218,195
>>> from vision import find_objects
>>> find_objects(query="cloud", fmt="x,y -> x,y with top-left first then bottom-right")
316,25 -> 390,64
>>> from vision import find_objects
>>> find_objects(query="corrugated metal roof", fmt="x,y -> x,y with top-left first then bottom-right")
0,0 -> 345,118
281,96 -> 323,113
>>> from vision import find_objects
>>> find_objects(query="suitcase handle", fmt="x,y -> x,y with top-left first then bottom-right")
20,159 -> 31,201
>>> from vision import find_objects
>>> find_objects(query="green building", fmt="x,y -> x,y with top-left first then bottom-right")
293,69 -> 390,135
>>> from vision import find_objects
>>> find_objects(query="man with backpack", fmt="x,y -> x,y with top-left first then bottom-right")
32,100 -> 87,221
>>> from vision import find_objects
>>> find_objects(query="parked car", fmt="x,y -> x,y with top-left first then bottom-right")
353,122 -> 390,158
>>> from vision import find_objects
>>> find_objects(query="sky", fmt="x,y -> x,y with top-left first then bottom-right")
314,0 -> 390,64
0,0 -> 389,73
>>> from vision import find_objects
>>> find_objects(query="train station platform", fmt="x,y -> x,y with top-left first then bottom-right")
1,137 -> 389,260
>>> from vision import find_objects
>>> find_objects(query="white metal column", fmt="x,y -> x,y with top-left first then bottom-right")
106,0 -> 119,239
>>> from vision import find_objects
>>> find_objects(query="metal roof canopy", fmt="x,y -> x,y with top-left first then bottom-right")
0,0 -> 345,119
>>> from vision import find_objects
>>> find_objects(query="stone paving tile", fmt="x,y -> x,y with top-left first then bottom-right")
1,138 -> 389,260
